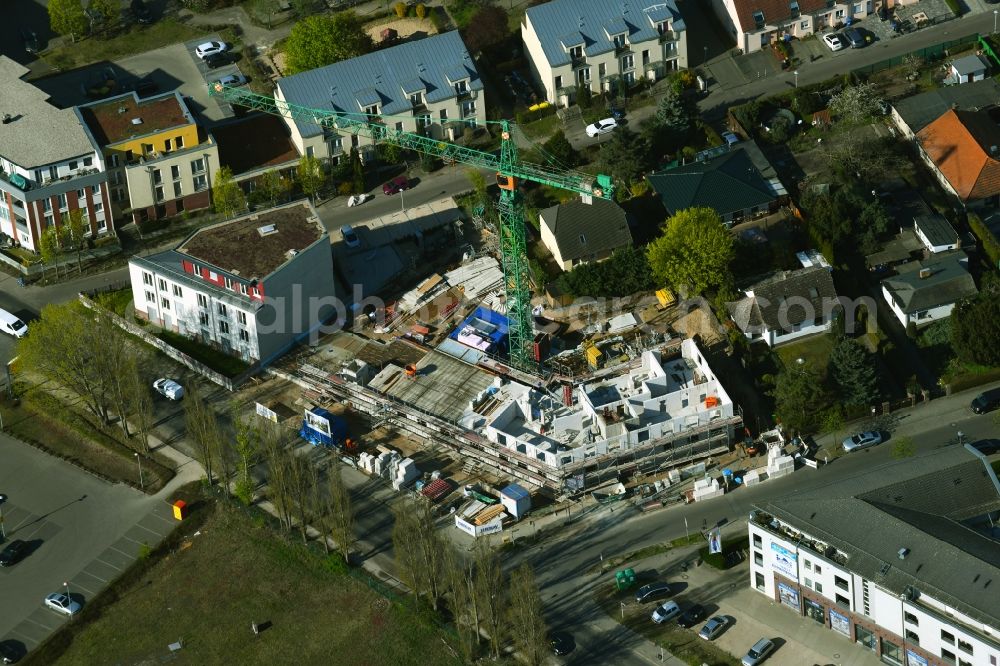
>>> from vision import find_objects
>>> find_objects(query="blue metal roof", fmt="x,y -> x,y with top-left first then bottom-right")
501,484 -> 530,501
526,0 -> 685,67
276,31 -> 483,139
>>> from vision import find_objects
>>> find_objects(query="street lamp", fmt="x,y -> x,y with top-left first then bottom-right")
794,70 -> 798,88
0,493 -> 7,540
64,581 -> 70,602
703,46 -> 708,66
957,431 -> 965,446
135,453 -> 144,490
994,9 -> 997,34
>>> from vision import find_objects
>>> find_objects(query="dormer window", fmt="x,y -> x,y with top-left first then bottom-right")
409,92 -> 423,106
752,10 -> 765,28
657,21 -> 670,34
613,33 -> 626,49
570,45 -> 583,59
454,79 -> 468,94
364,104 -> 379,116
790,1 -> 800,17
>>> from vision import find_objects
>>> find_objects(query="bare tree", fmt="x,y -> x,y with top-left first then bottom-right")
123,355 -> 154,453
230,404 -> 260,505
443,544 -> 480,661
286,450 -> 312,544
392,501 -> 426,600
508,563 -> 549,666
261,422 -> 293,531
474,540 -> 506,659
413,500 -> 446,611
94,311 -> 133,439
184,384 -> 219,486
326,455 -> 355,563
392,499 -> 447,610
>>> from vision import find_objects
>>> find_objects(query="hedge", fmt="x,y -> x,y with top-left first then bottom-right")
968,212 -> 1000,268
698,535 -> 750,570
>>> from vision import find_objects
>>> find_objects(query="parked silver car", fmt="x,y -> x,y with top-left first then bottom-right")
698,615 -> 729,640
842,431 -> 883,452
741,638 -> 775,665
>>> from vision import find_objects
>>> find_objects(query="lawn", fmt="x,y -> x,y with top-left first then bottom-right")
42,19 -> 207,71
519,112 -> 562,141
774,333 -> 835,375
42,502 -> 464,666
156,329 -> 251,378
94,287 -> 134,318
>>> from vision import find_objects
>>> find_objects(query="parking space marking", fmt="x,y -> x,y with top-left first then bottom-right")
107,543 -> 138,560
94,556 -> 123,572
74,569 -> 108,588
80,565 -> 112,583
131,522 -> 165,538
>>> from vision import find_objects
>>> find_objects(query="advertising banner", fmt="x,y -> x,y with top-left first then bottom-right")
255,402 -> 278,423
829,609 -> 851,636
777,582 -> 800,611
804,597 -> 825,623
906,650 -> 929,666
708,527 -> 722,554
770,542 -> 798,577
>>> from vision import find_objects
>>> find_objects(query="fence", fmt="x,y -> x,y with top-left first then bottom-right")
851,33 -> 981,77
78,292 -> 259,391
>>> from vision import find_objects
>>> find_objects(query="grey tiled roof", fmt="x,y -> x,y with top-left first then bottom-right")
539,197 -> 632,262
525,0 -> 685,67
913,213 -> 958,248
756,446 -> 1000,628
881,255 -> 977,314
646,148 -> 779,217
276,31 -> 482,140
892,78 -> 1000,134
727,266 -> 837,331
0,56 -> 96,168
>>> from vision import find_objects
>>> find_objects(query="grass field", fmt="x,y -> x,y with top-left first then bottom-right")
42,19 -> 207,71
43,503 -> 464,666
156,329 -> 251,377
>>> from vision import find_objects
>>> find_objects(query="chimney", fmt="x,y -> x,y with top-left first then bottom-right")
918,267 -> 933,279
898,547 -> 910,560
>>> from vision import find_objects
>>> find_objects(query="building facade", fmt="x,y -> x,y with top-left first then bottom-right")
712,0 -> 874,54
539,197 -> 632,271
522,0 -> 688,106
128,200 -> 337,365
748,447 -> 1000,666
76,91 -> 220,225
0,57 -> 112,252
275,30 -> 486,163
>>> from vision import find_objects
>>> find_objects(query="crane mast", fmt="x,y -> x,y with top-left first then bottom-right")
209,83 -> 614,371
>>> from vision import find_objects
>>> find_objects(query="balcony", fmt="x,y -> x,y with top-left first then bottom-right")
750,510 -> 849,566
615,43 -> 632,56
571,56 -> 587,69
659,30 -> 678,43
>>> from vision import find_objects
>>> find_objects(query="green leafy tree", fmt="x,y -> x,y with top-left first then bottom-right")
284,13 -> 375,75
212,166 -> 246,218
557,247 -> 653,297
542,130 -> 579,167
655,86 -> 693,135
829,82 -> 885,124
297,155 -> 325,201
348,148 -> 365,193
38,226 -> 60,280
48,0 -> 87,41
88,0 -> 120,28
67,209 -> 89,273
646,207 -> 734,295
829,337 -> 879,407
597,129 -> 649,188
230,404 -> 260,505
950,291 -> 1000,367
258,169 -> 287,208
394,1 -> 407,18
376,142 -> 403,166
576,85 -> 592,109
462,6 -> 509,54
770,368 -> 828,434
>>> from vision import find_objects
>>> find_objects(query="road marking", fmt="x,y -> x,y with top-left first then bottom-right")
73,571 -> 105,589
108,544 -> 137,559
132,522 -> 164,537
22,616 -> 56,630
82,569 -> 109,583
95,557 -> 123,571
70,582 -> 98,596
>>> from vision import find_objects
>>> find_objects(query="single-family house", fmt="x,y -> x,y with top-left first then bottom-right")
521,0 -> 688,106
880,254 -> 978,328
913,213 -> 960,254
727,266 -> 839,346
916,109 -> 1000,209
711,0 -> 872,55
890,78 -> 1000,139
646,144 -> 785,225
274,31 -> 485,163
539,197 -> 632,271
948,54 -> 989,85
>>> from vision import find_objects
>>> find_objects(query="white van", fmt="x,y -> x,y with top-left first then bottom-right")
0,308 -> 28,338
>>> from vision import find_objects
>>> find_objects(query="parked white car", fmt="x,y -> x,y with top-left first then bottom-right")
195,41 -> 227,59
153,378 -> 184,401
215,73 -> 247,87
585,117 -> 618,138
823,33 -> 844,51
44,592 -> 81,617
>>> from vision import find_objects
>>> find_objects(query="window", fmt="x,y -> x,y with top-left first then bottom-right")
620,55 -> 634,70
569,45 -> 583,59
904,629 -> 919,644
941,648 -> 956,665
175,135 -> 184,149
439,109 -> 448,121
44,214 -> 54,228
814,564 -> 822,574
160,297 -> 171,310
409,92 -> 422,106
155,186 -> 164,202
957,640 -> 973,655
219,320 -> 230,334
158,278 -> 167,291
555,75 -> 563,89
110,154 -> 120,167
197,293 -> 208,308
804,560 -> 813,571
164,139 -> 172,152
904,612 -> 918,625
174,182 -> 182,198
814,582 -> 823,593
835,576 -> 849,591
239,283 -> 248,296
94,202 -> 103,213
959,660 -> 972,666
941,630 -> 955,643
77,188 -> 86,199
43,198 -> 52,212
84,156 -> 93,167
58,193 -> 68,209
754,572 -> 765,590
143,272 -> 154,286
801,19 -> 809,29
145,290 -> 155,303
394,122 -> 404,133
835,594 -> 850,607
454,79 -> 468,94
237,311 -> 247,325
752,10 -> 765,27
305,146 -> 314,158
193,174 -> 208,192
224,276 -> 233,289
681,398 -> 688,408
754,551 -> 763,565
753,534 -> 762,547
364,104 -> 379,116
804,577 -> 813,588
171,165 -> 181,180
199,312 -> 209,326
462,101 -> 477,116
69,160 -> 78,170
152,169 -> 162,185
612,33 -> 626,49
853,2 -> 862,13
218,303 -> 228,317
835,9 -> 845,18
141,143 -> 154,155
172,285 -> 183,297
190,158 -> 206,173
239,329 -> 249,342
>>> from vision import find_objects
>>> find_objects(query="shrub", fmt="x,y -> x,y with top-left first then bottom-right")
699,536 -> 749,569
968,212 -> 1000,267
394,2 -> 407,18
415,3 -> 426,18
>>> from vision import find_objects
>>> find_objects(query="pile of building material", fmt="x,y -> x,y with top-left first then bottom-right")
357,448 -> 421,490
692,476 -> 725,502
420,477 -> 452,502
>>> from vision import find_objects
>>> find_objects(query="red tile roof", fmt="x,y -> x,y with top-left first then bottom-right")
730,0 -> 829,32
917,109 -> 1000,202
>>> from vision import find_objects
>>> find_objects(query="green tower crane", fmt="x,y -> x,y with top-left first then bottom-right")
208,83 -> 614,371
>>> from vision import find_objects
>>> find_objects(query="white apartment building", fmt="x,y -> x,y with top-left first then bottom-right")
274,30 -> 486,163
748,446 -> 1000,666
128,200 -> 337,365
0,57 -> 111,252
522,0 -> 688,106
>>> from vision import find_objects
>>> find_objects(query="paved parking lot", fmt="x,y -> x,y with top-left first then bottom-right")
0,434 -> 178,656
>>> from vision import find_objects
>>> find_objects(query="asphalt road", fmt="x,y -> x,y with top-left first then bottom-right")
503,387 -> 999,666
0,434 -> 178,657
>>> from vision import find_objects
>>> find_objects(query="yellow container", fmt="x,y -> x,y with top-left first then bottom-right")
172,500 -> 188,521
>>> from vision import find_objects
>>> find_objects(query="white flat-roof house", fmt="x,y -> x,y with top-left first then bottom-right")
274,31 -> 486,163
521,0 -> 688,107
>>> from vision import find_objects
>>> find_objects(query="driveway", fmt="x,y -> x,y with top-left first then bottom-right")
0,434 -> 180,656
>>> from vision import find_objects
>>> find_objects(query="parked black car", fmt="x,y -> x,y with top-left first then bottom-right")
0,640 -> 23,664
0,539 -> 28,567
678,604 -> 707,628
20,28 -> 40,54
204,52 -> 232,69
550,631 -> 575,656
971,389 -> 1000,414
